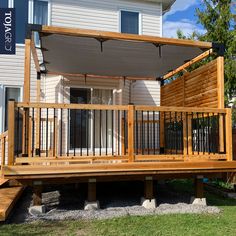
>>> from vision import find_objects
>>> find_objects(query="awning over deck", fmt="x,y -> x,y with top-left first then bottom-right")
34,25 -> 213,80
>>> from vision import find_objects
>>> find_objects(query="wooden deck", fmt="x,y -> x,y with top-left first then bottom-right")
0,186 -> 24,221
3,161 -> 236,181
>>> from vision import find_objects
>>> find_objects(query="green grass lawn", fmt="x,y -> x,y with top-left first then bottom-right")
1,180 -> 236,236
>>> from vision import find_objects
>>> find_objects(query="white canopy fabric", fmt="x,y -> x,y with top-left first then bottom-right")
40,33 -> 208,79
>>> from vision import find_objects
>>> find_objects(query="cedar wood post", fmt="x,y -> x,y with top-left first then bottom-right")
22,38 -> 31,156
8,100 -> 15,165
217,56 -> 225,154
128,104 -> 135,162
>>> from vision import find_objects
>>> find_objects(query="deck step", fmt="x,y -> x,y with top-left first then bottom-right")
0,178 -> 9,187
0,186 -> 24,221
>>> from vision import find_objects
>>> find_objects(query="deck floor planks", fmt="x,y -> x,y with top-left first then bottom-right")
0,186 -> 24,221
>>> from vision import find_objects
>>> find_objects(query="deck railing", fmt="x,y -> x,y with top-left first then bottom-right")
6,101 -> 233,165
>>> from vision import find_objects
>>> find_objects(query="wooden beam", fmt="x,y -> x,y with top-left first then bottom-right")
8,100 -> 15,166
162,49 -> 213,80
42,25 -> 212,49
217,56 -> 224,109
30,37 -> 40,72
226,108 -> 233,161
47,71 -> 156,81
128,105 -> 135,162
23,39 -> 31,103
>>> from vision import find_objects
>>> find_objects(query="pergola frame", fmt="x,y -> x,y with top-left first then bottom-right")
23,24 -> 225,105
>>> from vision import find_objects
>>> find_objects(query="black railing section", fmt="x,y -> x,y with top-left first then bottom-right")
15,107 -> 128,157
164,112 -> 183,154
135,111 -> 160,155
191,113 -> 225,154
15,107 -> 23,156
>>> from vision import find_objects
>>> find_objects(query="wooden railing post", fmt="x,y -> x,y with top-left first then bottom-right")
8,100 -> 15,165
225,108 -> 233,161
128,104 -> 135,162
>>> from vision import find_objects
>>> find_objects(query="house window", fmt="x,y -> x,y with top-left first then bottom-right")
4,87 -> 21,131
13,0 -> 49,44
121,10 -> 139,34
33,0 -> 49,45
0,0 -> 8,8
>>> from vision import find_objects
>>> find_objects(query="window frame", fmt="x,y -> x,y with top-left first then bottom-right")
0,85 -> 23,133
119,9 -> 142,35
8,0 -> 51,46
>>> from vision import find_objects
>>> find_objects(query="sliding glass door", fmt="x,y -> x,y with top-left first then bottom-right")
69,88 -> 113,152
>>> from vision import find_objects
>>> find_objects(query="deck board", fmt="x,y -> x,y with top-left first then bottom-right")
3,161 -> 236,180
0,186 -> 24,221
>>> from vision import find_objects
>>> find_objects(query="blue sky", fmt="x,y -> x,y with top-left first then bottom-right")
163,0 -> 205,38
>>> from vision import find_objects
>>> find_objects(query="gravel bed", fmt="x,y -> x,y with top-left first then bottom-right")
8,182 -> 221,223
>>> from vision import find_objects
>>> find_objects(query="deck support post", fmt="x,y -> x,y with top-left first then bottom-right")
84,178 -> 99,210
32,186 -> 43,206
195,176 -> 204,199
141,177 -> 156,209
191,176 -> 206,205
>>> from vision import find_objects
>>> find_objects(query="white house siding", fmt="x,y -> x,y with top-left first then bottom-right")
50,0 -> 162,107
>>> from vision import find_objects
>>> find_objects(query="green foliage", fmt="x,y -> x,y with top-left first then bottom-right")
177,1 -> 236,104
196,0 -> 236,102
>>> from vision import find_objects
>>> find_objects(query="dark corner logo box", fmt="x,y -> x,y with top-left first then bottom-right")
0,8 -> 15,55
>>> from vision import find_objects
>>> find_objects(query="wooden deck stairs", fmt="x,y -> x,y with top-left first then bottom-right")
0,178 -> 24,222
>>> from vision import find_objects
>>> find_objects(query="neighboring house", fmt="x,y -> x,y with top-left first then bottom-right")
0,0 -> 175,133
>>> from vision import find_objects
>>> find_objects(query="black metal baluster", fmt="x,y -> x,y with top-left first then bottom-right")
191,112 -> 194,155
159,111 -> 161,154
112,110 -> 114,156
93,110 -> 96,156
60,108 -> 63,156
118,110 -> 120,156
46,108 -> 49,157
53,108 -> 56,157
147,111 -> 149,154
207,113 -> 210,154
170,111 -> 172,154
105,110 -> 108,155
136,110 -> 138,154
67,109 -> 69,156
197,113 -> 199,154
80,109 -> 82,156
87,110 -> 89,156
39,108 -> 41,157
216,113 -> 219,153
73,109 -> 76,156
175,112 -> 177,154
32,108 -> 35,157
141,111 -> 144,155
153,111 -> 155,155
100,110 -> 102,156
186,112 -> 188,155
202,113 -> 205,154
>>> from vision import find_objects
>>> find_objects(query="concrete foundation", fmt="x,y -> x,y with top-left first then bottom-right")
141,197 -> 157,209
29,205 -> 46,216
190,197 -> 207,206
84,201 -> 100,210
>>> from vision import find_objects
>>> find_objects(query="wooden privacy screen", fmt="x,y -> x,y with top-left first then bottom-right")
161,58 -> 224,108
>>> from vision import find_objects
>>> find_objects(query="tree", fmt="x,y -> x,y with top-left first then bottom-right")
196,0 -> 236,103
